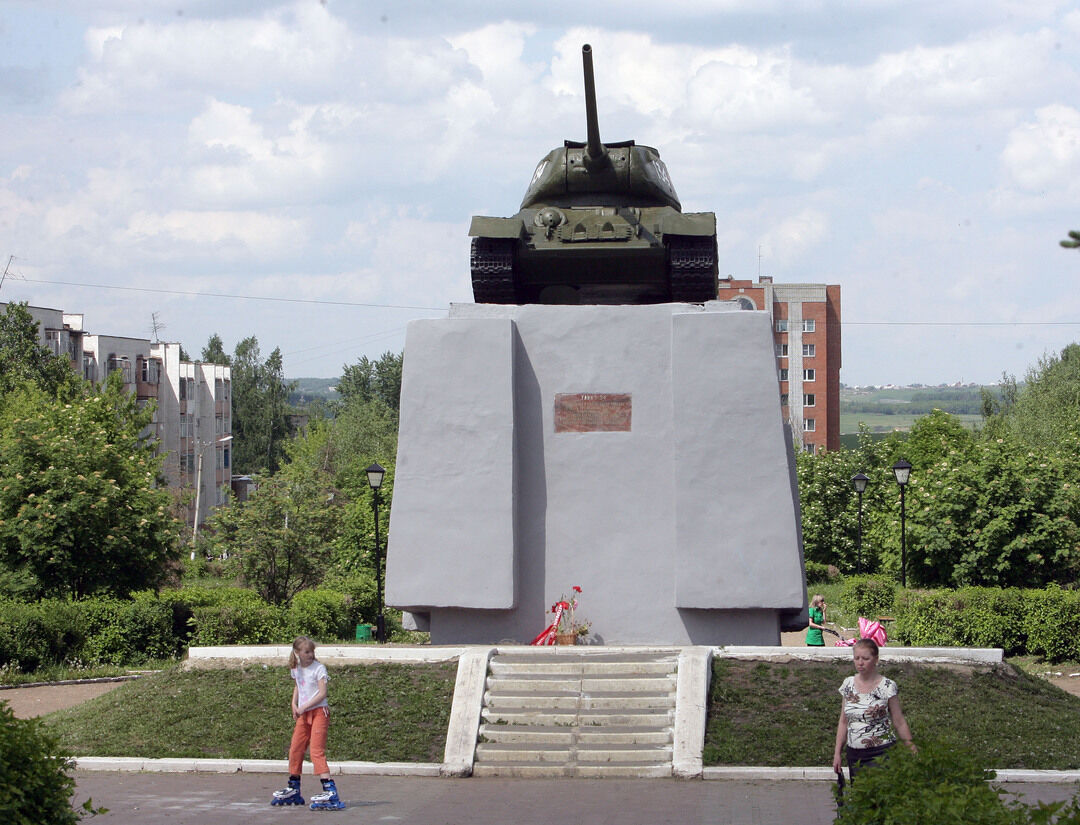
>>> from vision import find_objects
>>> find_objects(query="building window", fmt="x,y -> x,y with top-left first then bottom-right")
223,447 -> 230,469
779,368 -> 789,382
775,319 -> 789,333
106,355 -> 132,382
776,343 -> 788,358
804,418 -> 816,432
804,393 -> 816,407
804,369 -> 816,381
181,452 -> 196,475
803,319 -> 816,332
139,358 -> 160,384
804,443 -> 816,454
780,393 -> 789,407
802,343 -> 815,357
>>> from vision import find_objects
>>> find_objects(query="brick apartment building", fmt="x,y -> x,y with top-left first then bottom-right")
2,302 -> 232,529
716,277 -> 841,453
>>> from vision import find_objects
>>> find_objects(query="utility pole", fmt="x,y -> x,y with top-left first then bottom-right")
0,255 -> 13,291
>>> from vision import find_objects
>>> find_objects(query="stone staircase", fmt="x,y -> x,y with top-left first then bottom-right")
472,650 -> 678,777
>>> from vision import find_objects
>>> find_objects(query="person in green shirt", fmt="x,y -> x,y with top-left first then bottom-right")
806,594 -> 828,646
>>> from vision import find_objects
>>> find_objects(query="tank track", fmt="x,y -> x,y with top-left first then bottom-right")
471,237 -> 518,304
668,235 -> 718,303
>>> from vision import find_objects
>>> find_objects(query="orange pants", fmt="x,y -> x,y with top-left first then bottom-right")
288,707 -> 329,776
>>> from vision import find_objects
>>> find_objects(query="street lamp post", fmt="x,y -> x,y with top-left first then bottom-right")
366,462 -> 387,643
892,459 -> 912,587
192,435 -> 232,559
850,472 -> 869,574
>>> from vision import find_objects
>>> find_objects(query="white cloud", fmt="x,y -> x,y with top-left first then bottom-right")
999,104 -> 1080,199
118,210 -> 305,258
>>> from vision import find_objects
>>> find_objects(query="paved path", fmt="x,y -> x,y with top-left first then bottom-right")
74,772 -> 1078,825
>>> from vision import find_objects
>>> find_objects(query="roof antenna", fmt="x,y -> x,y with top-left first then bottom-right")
150,312 -> 166,343
0,255 -> 14,291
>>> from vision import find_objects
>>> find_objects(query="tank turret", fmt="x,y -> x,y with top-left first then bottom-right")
469,44 -> 718,305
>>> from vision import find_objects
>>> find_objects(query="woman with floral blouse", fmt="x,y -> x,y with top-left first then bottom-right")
832,637 -> 915,780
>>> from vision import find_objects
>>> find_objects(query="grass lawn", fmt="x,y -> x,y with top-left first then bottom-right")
704,659 -> 1080,769
43,662 -> 457,763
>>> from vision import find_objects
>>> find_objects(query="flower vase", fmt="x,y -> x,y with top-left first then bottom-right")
555,632 -> 577,646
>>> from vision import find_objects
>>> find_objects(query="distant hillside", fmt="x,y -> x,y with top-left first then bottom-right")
290,377 -> 340,405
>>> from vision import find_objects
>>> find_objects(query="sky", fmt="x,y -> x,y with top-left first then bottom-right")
1,1 -> 1079,386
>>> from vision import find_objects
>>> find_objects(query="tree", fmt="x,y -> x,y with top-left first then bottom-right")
201,333 -> 231,365
207,462 -> 341,605
0,375 -> 180,599
1002,343 -> 1080,448
231,336 -> 294,474
337,351 -> 403,412
1061,229 -> 1080,249
0,302 -> 79,402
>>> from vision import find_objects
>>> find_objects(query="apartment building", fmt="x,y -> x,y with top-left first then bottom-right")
2,301 -> 231,528
716,277 -> 842,453
152,341 -> 233,529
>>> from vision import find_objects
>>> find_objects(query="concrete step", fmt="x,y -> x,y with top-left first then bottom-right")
481,708 -> 674,728
478,723 -> 671,747
486,674 -> 677,693
472,761 -> 673,779
476,742 -> 672,764
484,691 -> 675,712
490,657 -> 677,677
474,651 -> 680,779
478,724 -> 576,745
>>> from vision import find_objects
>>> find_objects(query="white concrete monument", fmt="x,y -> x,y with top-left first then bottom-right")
385,301 -> 807,645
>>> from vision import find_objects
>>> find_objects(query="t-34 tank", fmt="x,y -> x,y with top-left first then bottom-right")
469,44 -> 718,305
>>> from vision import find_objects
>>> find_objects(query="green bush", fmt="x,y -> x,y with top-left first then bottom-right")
838,576 -> 897,619
0,600 -> 85,671
836,739 -> 1080,824
804,560 -> 836,584
0,700 -> 103,824
321,573 -> 378,627
953,587 -> 1027,655
286,590 -> 351,641
892,590 -> 964,647
188,600 -> 284,646
1024,586 -> 1080,663
79,596 -> 177,666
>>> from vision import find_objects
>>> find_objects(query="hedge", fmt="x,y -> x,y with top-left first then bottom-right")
0,587 -> 377,672
892,585 -> 1080,661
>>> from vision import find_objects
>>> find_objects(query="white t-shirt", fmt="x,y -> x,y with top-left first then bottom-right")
291,660 -> 330,711
839,675 -> 897,749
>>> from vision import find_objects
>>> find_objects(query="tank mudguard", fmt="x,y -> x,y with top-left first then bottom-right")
659,211 -> 717,237
469,216 -> 525,239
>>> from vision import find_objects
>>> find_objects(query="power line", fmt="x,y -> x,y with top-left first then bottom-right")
11,274 -> 1080,326
843,321 -> 1080,326
13,276 -> 448,312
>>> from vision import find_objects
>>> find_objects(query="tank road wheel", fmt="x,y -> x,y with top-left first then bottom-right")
471,237 -> 518,304
668,235 -> 719,303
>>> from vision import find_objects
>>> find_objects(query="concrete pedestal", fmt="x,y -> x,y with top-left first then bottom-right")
385,302 -> 807,645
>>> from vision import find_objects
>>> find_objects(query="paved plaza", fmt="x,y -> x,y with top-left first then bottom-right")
74,771 -> 1079,825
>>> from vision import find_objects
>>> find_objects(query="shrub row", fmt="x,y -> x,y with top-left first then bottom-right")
0,576 -> 380,672
830,576 -> 1080,662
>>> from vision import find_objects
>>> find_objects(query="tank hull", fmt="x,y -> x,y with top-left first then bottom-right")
470,206 -> 718,305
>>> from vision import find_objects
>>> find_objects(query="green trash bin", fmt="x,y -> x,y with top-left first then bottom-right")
355,624 -> 373,641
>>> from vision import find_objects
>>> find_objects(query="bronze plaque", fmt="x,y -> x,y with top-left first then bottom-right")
554,393 -> 631,433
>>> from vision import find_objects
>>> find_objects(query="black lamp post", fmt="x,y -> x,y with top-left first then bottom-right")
366,462 -> 387,642
892,459 -> 912,588
850,472 -> 869,574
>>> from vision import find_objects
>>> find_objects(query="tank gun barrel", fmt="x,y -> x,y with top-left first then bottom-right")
581,44 -> 610,170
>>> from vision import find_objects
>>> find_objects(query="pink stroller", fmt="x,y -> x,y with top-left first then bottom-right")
834,616 -> 888,647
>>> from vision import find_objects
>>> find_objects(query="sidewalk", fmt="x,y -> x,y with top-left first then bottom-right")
73,771 -> 1080,825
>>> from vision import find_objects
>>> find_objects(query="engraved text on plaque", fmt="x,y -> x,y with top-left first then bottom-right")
554,393 -> 632,433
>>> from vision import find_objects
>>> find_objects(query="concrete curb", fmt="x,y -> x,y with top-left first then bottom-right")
72,758 -> 1080,784
440,646 -> 495,777
73,757 -> 441,776
672,646 -> 711,778
703,766 -> 1080,783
